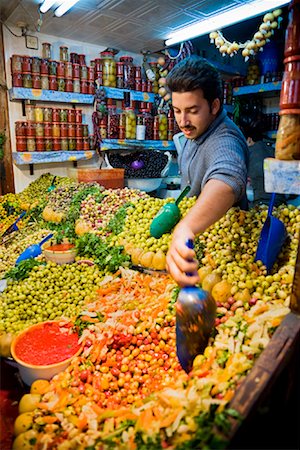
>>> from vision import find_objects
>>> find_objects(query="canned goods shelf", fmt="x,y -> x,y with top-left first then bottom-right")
264,158 -> 300,195
9,88 -> 95,104
12,150 -> 96,166
233,82 -> 282,96
100,139 -> 176,151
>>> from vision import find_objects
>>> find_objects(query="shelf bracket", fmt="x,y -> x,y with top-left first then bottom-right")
29,163 -> 34,176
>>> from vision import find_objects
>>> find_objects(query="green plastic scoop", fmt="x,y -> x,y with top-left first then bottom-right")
47,176 -> 57,192
150,185 -> 191,238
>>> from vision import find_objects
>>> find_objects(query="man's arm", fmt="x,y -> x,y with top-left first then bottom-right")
166,178 -> 236,287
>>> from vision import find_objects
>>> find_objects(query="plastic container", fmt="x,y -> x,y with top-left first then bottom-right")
77,167 -> 125,189
101,51 -> 116,87
275,110 -> 300,160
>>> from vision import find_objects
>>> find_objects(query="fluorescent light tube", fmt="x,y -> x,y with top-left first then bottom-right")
165,0 -> 290,46
40,0 -> 59,13
54,0 -> 80,17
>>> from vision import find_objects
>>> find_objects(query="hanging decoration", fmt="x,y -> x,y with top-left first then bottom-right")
209,9 -> 283,61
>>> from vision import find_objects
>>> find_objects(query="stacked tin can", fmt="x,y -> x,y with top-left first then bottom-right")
275,0 -> 300,160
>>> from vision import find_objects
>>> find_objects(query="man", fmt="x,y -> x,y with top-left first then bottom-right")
165,56 -> 249,287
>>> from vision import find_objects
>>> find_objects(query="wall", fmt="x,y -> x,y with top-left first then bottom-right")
3,26 -> 142,193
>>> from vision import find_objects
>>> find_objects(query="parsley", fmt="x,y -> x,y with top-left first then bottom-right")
134,432 -> 163,450
5,259 -> 44,281
106,203 -> 132,235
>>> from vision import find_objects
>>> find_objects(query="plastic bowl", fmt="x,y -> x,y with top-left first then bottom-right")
43,243 -> 77,265
125,177 -> 163,192
10,321 -> 81,386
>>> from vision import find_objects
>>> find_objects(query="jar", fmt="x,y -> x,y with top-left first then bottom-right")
73,63 -> 80,79
135,79 -> 142,91
60,123 -> 68,138
16,136 -> 27,152
40,59 -> 49,75
95,58 -> 102,72
49,75 -> 58,91
27,137 -> 36,152
52,123 -> 61,137
82,124 -> 89,137
70,53 -> 79,64
57,61 -> 65,78
25,102 -> 35,122
136,115 -> 146,140
36,122 -> 44,137
135,65 -> 142,80
147,80 -> 152,93
32,74 -> 41,89
23,73 -> 33,89
11,55 -> 22,73
60,46 -> 69,62
80,80 -> 88,94
49,60 -> 57,76
22,56 -> 32,73
73,79 -> 81,93
80,65 -> 88,80
107,105 -> 119,139
43,107 -> 52,123
32,57 -> 41,74
44,122 -> 52,137
83,136 -> 90,150
284,0 -> 300,58
125,107 -> 136,139
158,111 -> 168,140
141,80 -> 147,92
153,116 -> 160,140
42,43 -> 52,59
15,121 -> 27,137
117,75 -> 124,89
120,56 -> 135,90
96,72 -> 103,86
88,67 -> 95,81
35,106 -> 44,122
12,72 -> 23,87
53,138 -> 61,151
75,110 -> 82,123
118,112 -> 126,140
116,62 -> 124,88
57,77 -> 65,92
141,109 -> 153,140
64,62 -> 73,78
36,137 -> 44,152
75,124 -> 83,138
68,123 -> 76,137
67,109 -> 75,123
61,137 -> 69,151
76,138 -> 83,150
101,51 -> 116,87
41,75 -> 49,90
68,138 -> 76,151
280,56 -> 300,110
60,109 -> 68,122
45,138 -> 53,151
27,122 -> 36,137
88,82 -> 95,95
149,62 -> 159,93
275,111 -> 300,160
52,108 -> 60,122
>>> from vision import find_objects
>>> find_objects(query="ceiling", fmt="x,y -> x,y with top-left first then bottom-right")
0,0 -> 286,55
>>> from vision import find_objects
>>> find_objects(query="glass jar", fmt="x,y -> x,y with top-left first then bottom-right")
158,111 -> 168,140
49,60 -> 57,76
42,43 -> 52,59
32,57 -> 41,74
36,122 -> 44,137
49,75 -> 58,91
57,61 -> 65,78
275,111 -> 300,160
60,109 -> 68,122
60,46 -> 69,62
83,136 -> 90,150
68,138 -> 76,151
107,105 -> 119,139
76,138 -> 83,150
27,122 -> 36,137
120,56 -> 135,90
280,56 -> 300,110
75,110 -> 82,123
88,67 -> 95,81
26,137 -> 36,152
88,82 -> 95,95
57,77 -> 65,92
70,53 -> 79,64
44,122 -> 52,137
82,124 -> 89,137
12,72 -> 23,87
40,59 -> 49,75
61,137 -> 69,151
45,138 -> 53,151
284,0 -> 300,58
73,63 -> 80,79
67,109 -> 75,123
16,136 -> 27,152
119,112 -> 126,140
23,73 -> 33,89
25,102 -> 35,122
135,79 -> 142,91
149,62 -> 159,93
11,55 -> 22,73
36,137 -> 44,152
78,54 -> 86,65
80,80 -> 88,94
15,121 -> 27,137
52,123 -> 61,137
22,56 -> 32,73
60,123 -> 68,138
68,123 -> 76,137
35,106 -> 44,122
43,107 -> 52,122
53,138 -> 61,151
99,117 -> 107,139
80,65 -> 88,80
41,75 -> 49,90
52,108 -> 60,122
136,115 -> 146,140
32,74 -> 41,89
101,51 -> 116,87
125,107 -> 136,139
73,79 -> 81,93
141,109 -> 153,140
95,58 -> 102,72
153,116 -> 160,140
64,62 -> 72,78
75,124 -> 83,138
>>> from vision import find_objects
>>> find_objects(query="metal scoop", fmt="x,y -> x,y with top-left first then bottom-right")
16,234 -> 53,265
255,193 -> 287,272
176,239 -> 216,373
150,185 -> 191,239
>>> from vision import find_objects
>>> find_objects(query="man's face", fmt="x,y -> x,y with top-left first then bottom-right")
172,89 -> 220,140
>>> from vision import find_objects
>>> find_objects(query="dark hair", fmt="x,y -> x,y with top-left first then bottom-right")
239,116 -> 264,142
166,55 -> 223,109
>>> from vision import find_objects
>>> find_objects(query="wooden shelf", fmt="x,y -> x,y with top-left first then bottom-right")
100,139 -> 176,151
233,82 -> 282,96
264,158 -> 300,195
13,150 -> 96,167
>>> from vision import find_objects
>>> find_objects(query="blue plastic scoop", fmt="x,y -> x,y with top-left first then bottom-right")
1,211 -> 26,240
16,234 -> 53,265
255,193 -> 287,272
176,239 -> 216,373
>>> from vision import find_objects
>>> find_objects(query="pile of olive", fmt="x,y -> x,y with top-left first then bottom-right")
108,150 -> 169,179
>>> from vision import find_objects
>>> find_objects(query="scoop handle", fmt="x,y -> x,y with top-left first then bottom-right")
175,185 -> 191,206
38,233 -> 53,247
185,239 -> 197,277
267,193 -> 276,217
